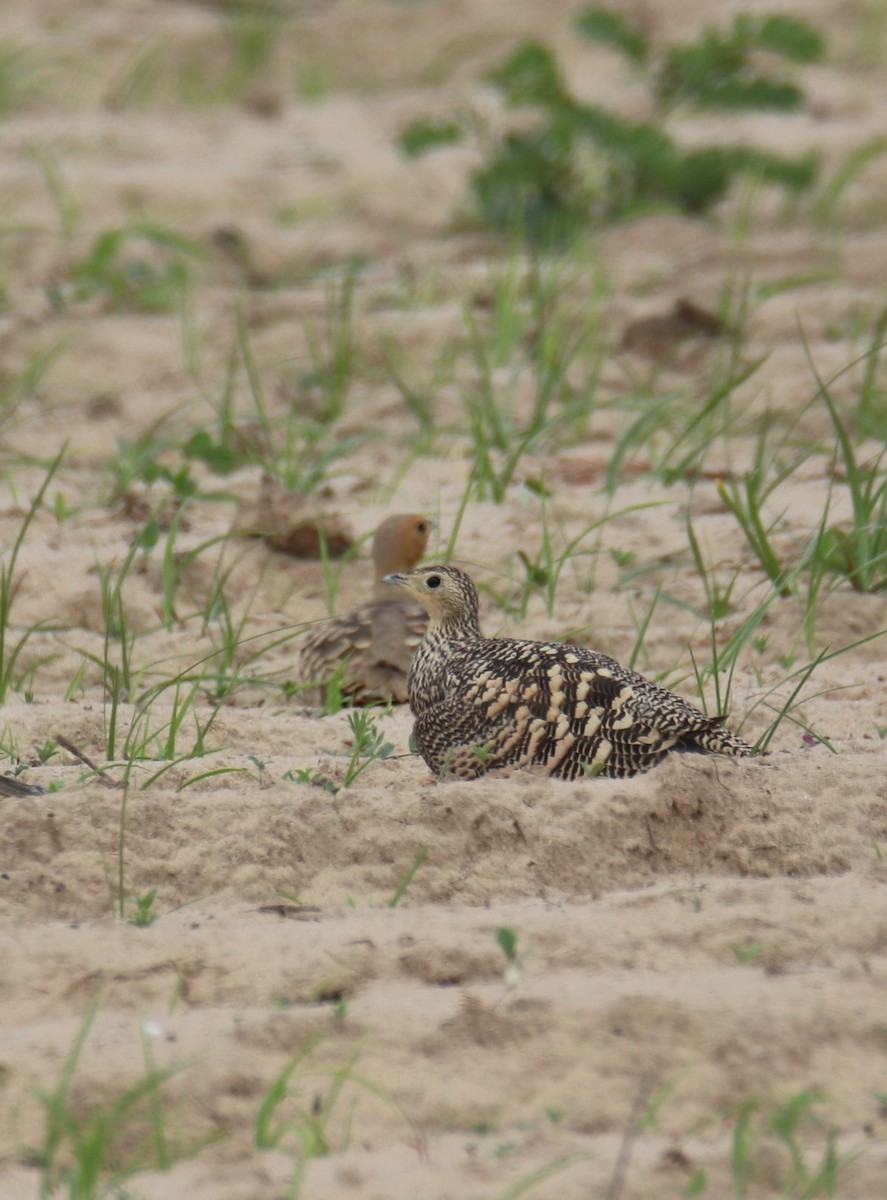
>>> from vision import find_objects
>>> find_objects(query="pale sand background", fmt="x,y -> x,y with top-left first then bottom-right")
1,1 -> 887,1196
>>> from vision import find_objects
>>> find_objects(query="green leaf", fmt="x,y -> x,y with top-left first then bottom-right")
487,43 -> 566,108
183,430 -> 241,475
657,24 -> 814,113
470,129 -> 588,243
134,516 -> 160,552
398,117 -> 464,159
728,146 -> 819,192
496,926 -> 518,963
755,15 -> 825,62
574,7 -> 649,64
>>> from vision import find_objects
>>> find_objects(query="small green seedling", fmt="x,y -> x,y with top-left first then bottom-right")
128,888 -> 160,928
733,940 -> 764,964
496,926 -> 524,988
340,710 -> 395,789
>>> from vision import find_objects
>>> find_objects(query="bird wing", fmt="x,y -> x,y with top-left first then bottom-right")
414,637 -> 689,779
300,600 -> 426,706
347,602 -> 427,704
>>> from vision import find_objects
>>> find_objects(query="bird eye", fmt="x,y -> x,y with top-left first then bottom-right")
426,575 -> 441,589
416,521 -> 428,534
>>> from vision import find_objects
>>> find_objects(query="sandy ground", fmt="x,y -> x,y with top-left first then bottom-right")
2,1 -> 887,1197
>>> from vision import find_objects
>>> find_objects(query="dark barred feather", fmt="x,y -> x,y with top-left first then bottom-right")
385,565 -> 756,780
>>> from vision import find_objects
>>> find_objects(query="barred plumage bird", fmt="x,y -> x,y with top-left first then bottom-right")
384,564 -> 756,779
299,514 -> 432,706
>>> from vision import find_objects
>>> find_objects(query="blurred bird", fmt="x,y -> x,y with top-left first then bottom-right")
0,774 -> 47,798
385,564 -> 756,779
299,514 -> 432,706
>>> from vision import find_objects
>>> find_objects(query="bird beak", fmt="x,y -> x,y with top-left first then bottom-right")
382,572 -> 406,586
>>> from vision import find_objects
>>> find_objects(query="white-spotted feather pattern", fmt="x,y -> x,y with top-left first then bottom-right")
383,565 -> 756,780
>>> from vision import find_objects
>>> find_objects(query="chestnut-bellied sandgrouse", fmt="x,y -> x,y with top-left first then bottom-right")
384,564 -> 756,779
299,514 -> 432,706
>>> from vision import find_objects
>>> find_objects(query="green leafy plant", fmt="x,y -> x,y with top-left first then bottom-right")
92,545 -> 143,761
127,887 -> 160,927
493,496 -> 663,618
750,628 -> 885,754
101,425 -> 243,523
678,490 -> 886,751
400,10 -> 821,242
814,390 -> 887,594
457,258 -> 606,500
649,13 -> 825,113
25,995 -> 196,1196
716,469 -> 797,598
340,710 -> 395,789
733,939 -> 765,964
721,1090 -> 867,1197
122,679 -> 222,771
283,766 -> 338,795
719,365 -> 887,598
284,711 -> 394,796
101,415 -> 194,507
496,926 -> 526,988
199,306 -> 368,494
255,1041 -> 422,1196
196,561 -> 307,707
60,221 -> 202,312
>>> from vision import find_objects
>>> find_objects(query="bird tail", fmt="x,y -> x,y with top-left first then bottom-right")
684,716 -> 756,758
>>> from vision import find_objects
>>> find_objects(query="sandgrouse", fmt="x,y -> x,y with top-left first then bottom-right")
384,564 -> 756,779
299,514 -> 432,706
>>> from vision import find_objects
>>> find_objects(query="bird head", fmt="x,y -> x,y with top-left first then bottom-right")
372,514 -> 433,575
382,564 -> 480,634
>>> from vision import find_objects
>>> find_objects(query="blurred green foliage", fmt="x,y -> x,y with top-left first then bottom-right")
400,8 -> 823,243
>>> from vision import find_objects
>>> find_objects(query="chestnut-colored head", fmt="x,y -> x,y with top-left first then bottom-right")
372,514 -> 432,598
